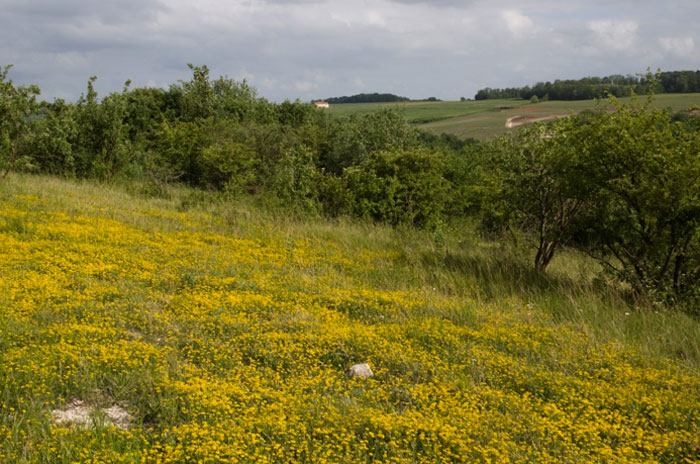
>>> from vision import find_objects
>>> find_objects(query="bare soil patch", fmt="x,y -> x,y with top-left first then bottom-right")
505,114 -> 569,128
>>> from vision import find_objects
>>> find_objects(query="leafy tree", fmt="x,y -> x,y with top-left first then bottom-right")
322,109 -> 419,175
72,77 -> 133,179
176,64 -> 216,121
483,119 -> 597,271
577,97 -> 700,308
0,65 -> 40,179
123,87 -> 171,141
29,99 -> 78,176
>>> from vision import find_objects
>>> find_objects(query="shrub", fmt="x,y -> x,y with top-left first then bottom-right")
322,110 -> 419,174
342,149 -> 450,229
481,119 -> 597,271
29,100 -> 78,176
199,141 -> 258,192
148,119 -> 209,185
577,98 -> 700,309
71,78 -> 133,180
270,144 -> 320,213
0,65 -> 41,179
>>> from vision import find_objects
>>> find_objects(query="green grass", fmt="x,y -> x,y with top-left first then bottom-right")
326,99 -> 528,123
326,93 -> 700,140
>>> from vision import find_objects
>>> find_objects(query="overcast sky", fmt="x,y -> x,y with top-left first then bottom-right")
1,0 -> 699,102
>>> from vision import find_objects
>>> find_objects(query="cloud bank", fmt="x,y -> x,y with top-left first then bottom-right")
1,0 -> 699,101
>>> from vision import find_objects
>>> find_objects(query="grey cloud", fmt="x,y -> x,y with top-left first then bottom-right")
5,0 -> 164,25
387,0 -> 478,6
1,0 -> 699,103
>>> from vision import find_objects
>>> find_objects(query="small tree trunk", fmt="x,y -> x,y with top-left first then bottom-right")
1,143 -> 25,181
535,240 -> 557,272
1,152 -> 19,180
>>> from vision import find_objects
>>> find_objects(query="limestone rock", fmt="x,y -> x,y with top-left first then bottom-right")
347,363 -> 374,379
52,399 -> 132,430
52,399 -> 91,427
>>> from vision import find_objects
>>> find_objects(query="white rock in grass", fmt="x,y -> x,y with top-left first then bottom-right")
347,363 -> 374,379
52,399 -> 91,426
102,405 -> 133,430
52,399 -> 133,430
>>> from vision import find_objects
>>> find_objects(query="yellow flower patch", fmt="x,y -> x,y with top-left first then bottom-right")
0,187 -> 699,463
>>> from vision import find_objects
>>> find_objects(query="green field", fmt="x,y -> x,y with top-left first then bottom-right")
326,93 -> 700,140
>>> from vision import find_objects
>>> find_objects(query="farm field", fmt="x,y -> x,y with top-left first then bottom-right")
327,93 -> 700,139
1,174 -> 699,463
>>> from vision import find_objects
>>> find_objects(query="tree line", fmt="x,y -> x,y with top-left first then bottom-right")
2,64 -> 700,312
316,93 -> 442,104
474,70 -> 700,101
316,93 -> 410,104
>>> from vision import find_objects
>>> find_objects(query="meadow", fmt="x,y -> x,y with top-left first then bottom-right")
326,93 -> 700,139
1,173 -> 699,463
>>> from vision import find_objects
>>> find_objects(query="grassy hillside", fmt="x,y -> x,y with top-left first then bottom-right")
1,174 -> 699,463
326,93 -> 700,139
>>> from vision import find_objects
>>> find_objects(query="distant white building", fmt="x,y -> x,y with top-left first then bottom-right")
314,101 -> 330,108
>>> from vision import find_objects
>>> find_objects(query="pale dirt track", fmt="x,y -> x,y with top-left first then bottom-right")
505,114 -> 569,128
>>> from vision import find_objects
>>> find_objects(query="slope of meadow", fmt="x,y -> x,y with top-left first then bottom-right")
1,174 -> 699,463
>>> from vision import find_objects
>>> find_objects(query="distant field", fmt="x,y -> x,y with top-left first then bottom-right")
326,93 -> 700,140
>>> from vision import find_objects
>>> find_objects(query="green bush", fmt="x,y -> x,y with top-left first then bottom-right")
316,173 -> 354,218
148,119 -> 209,185
576,98 -> 700,309
342,149 -> 450,229
481,119 -> 596,271
0,65 -> 41,179
29,100 -> 78,176
199,140 -> 258,192
322,110 -> 419,175
270,145 -> 320,213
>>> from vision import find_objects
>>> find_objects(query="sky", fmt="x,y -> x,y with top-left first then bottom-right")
1,0 -> 699,102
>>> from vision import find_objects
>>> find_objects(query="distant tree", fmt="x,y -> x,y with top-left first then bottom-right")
323,93 -> 410,104
474,89 -> 489,100
473,70 -> 700,101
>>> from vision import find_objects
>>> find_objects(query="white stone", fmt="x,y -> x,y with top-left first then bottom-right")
102,405 -> 133,430
52,399 -> 91,427
52,399 -> 133,430
347,363 -> 374,379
